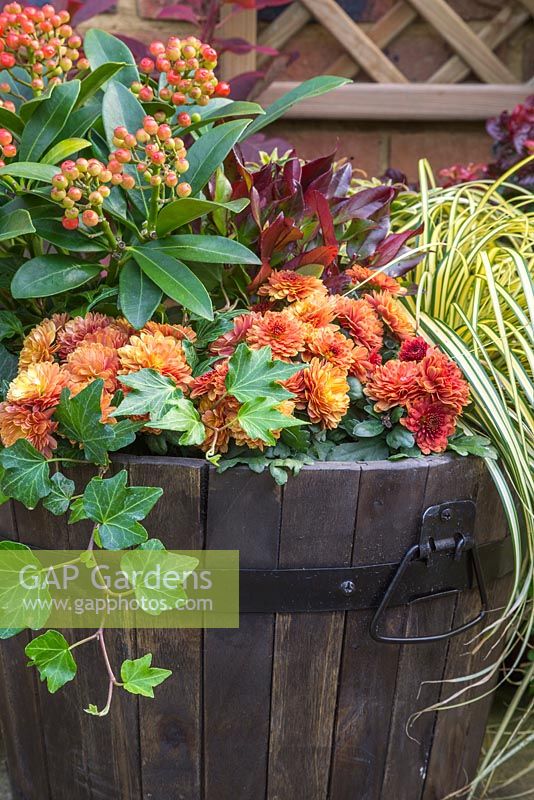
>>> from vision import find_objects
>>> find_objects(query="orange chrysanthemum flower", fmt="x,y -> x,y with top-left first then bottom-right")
246,309 -> 306,361
7,362 -> 68,408
65,342 -> 120,394
303,327 -> 356,373
210,313 -> 258,357
57,312 -> 114,359
143,321 -> 197,342
299,357 -> 349,429
365,291 -> 413,341
401,397 -> 457,454
0,402 -> 58,457
198,396 -> 236,454
258,270 -> 327,302
364,359 -> 420,412
118,331 -> 192,391
418,348 -> 470,413
334,296 -> 384,351
288,292 -> 336,329
18,319 -> 58,369
83,326 -> 130,351
346,265 -> 406,295
349,345 -> 375,383
190,360 -> 229,400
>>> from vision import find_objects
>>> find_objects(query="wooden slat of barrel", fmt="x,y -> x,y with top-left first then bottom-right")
0,500 -> 51,800
204,467 -> 282,800
126,456 -> 206,800
267,464 -> 361,800
422,466 -> 513,800
329,459 -> 430,800
13,492 -> 86,800
379,456 -> 484,800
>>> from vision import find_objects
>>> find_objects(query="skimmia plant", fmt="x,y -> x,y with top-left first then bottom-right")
0,3 -> 492,715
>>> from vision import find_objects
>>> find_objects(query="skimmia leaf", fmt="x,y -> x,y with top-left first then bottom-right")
156,197 -> 249,237
11,255 -> 101,298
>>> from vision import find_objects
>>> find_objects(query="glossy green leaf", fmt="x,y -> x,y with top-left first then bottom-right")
0,344 -> 17,384
121,654 -> 172,698
385,426 -> 415,450
120,549 -> 198,616
55,380 -> 116,465
41,138 -> 92,165
237,398 -> 305,446
131,245 -> 213,320
19,81 -> 81,162
119,260 -> 162,330
152,401 -> 205,446
75,61 -> 127,108
0,107 -> 23,137
326,440 -> 389,462
149,235 -> 261,265
0,310 -> 24,341
0,162 -> 58,183
84,29 -> 139,87
352,419 -> 384,437
31,216 -> 107,253
225,344 -> 301,403
185,119 -> 251,195
0,440 -> 53,509
11,255 -> 101,298
25,631 -> 77,694
0,209 -> 35,241
241,76 -> 351,140
0,542 -> 51,632
156,197 -> 249,237
59,103 -> 102,141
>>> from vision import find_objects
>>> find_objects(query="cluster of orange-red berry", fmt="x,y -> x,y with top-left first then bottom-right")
132,35 -> 229,107
52,159 -> 116,231
0,3 -> 87,95
110,116 -> 192,194
0,126 -> 16,167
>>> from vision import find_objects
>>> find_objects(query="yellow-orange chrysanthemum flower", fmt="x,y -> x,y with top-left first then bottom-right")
210,313 -> 259,356
7,362 -> 68,408
118,331 -> 192,391
303,327 -> 356,373
299,357 -> 349,429
258,270 -> 327,302
364,359 -> 420,412
365,290 -> 413,341
83,326 -> 130,350
18,319 -> 58,369
334,296 -> 384,351
190,360 -> 229,401
65,342 -> 120,394
288,292 -> 336,328
346,265 -> 406,295
143,321 -> 197,342
198,396 -> 236,454
0,402 -> 58,457
349,345 -> 375,383
246,309 -> 306,361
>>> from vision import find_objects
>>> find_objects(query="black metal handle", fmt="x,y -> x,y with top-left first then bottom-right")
370,501 -> 489,644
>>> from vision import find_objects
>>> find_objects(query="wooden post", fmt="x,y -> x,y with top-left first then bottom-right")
219,8 -> 258,80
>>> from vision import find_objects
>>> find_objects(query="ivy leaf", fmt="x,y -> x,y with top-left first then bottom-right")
121,653 -> 172,698
237,398 -> 305,446
0,440 -> 53,508
386,426 -> 415,450
447,434 -> 498,459
25,630 -> 77,694
107,419 -> 143,452
117,369 -> 181,418
0,541 -> 51,631
82,470 -> 162,550
280,426 -> 311,454
152,400 -> 205,446
68,497 -> 87,524
120,548 -> 198,616
225,344 -> 301,403
55,380 -> 117,465
42,472 -> 75,516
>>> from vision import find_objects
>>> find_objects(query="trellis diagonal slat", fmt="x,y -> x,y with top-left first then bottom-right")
327,2 -> 418,80
517,0 -> 534,13
406,0 -> 518,84
429,4 -> 529,84
258,2 -> 312,66
299,0 -> 409,83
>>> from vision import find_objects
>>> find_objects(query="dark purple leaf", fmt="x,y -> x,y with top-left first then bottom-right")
225,70 -> 265,101
334,186 -> 396,224
71,0 -> 116,24
157,4 -> 200,22
371,226 -> 422,269
114,34 -> 147,61
215,37 -> 278,56
327,163 -> 352,199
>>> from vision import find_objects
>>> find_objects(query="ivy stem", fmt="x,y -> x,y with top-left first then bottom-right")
98,629 -> 121,686
69,632 -> 99,651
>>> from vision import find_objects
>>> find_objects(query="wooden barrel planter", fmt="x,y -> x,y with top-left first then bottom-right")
0,453 -> 513,800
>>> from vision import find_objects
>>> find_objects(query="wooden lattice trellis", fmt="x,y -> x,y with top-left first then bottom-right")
224,0 -> 533,120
